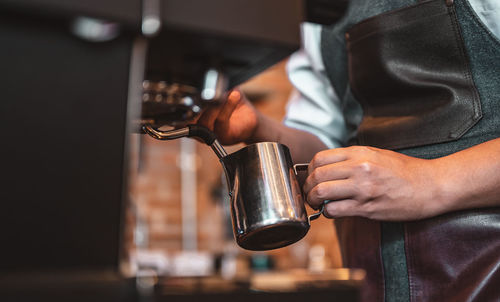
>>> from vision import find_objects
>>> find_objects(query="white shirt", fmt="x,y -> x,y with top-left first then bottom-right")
284,0 -> 500,149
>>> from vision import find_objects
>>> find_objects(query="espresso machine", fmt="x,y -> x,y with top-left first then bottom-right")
0,0 -> 350,301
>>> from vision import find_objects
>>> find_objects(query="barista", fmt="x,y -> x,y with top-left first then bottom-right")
196,0 -> 500,301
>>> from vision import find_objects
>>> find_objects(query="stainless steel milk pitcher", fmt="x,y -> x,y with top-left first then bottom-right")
221,142 -> 327,250
143,124 -> 328,251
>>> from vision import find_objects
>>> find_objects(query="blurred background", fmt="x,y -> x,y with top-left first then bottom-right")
126,60 -> 343,278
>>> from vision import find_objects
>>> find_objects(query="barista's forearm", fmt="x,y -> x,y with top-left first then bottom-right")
246,112 -> 328,163
434,137 -> 500,213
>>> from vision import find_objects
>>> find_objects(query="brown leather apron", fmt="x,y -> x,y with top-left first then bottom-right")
346,0 -> 481,150
337,0 -> 500,301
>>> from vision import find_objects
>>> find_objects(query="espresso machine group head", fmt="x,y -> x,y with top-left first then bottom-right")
138,0 -> 304,127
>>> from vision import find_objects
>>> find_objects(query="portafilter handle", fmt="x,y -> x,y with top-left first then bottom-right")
142,124 -> 228,159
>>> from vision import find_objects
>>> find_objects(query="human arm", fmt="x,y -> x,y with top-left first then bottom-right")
303,138 -> 500,221
196,23 -> 347,163
196,89 -> 328,163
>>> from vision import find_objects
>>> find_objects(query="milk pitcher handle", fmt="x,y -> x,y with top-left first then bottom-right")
293,163 -> 332,224
293,163 -> 309,174
307,200 -> 333,223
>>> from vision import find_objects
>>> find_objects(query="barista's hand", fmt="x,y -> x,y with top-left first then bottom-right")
196,89 -> 259,145
303,146 -> 444,221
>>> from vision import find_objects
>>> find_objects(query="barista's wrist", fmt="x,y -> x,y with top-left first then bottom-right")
424,147 -> 500,216
415,158 -> 454,218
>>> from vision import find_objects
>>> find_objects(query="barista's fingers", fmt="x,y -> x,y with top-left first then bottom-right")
306,179 -> 356,210
196,105 -> 221,131
303,163 -> 351,194
322,199 -> 361,218
215,90 -> 241,123
308,148 -> 349,174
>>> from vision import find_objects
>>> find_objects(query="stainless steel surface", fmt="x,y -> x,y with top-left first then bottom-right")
292,163 -> 333,224
221,142 -> 310,251
141,81 -> 201,126
142,0 -> 161,36
141,125 -> 228,160
142,125 -> 189,140
292,163 -> 309,174
210,140 -> 228,159
307,200 -> 332,224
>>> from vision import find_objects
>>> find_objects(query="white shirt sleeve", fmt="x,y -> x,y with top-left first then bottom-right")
284,23 -> 351,149
468,0 -> 500,40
